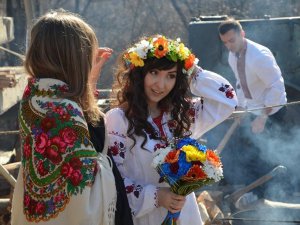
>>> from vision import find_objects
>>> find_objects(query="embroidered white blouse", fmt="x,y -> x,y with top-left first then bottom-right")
105,70 -> 237,225
228,39 -> 287,115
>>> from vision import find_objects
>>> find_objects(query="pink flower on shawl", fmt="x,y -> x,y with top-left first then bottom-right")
37,161 -> 49,176
61,162 -> 73,177
35,202 -> 46,215
41,117 -> 56,132
69,157 -> 83,170
50,136 -> 67,153
59,127 -> 77,148
24,194 -> 31,207
23,136 -> 31,158
45,145 -> 62,165
35,133 -> 49,154
70,170 -> 83,186
23,84 -> 31,98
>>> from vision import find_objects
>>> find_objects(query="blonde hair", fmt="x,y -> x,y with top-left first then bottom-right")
24,9 -> 101,125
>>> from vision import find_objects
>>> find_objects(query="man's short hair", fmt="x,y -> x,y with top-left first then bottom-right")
218,18 -> 243,35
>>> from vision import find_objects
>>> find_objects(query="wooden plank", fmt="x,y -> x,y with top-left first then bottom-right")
0,66 -> 24,73
0,198 -> 10,210
3,162 -> 20,173
0,164 -> 16,187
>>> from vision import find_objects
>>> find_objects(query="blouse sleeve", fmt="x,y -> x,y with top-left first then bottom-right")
11,97 -> 116,225
106,108 -> 158,218
189,69 -> 238,138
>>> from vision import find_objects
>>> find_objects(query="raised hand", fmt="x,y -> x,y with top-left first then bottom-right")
90,47 -> 113,91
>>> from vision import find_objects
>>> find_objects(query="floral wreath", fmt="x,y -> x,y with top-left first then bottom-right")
123,35 -> 199,76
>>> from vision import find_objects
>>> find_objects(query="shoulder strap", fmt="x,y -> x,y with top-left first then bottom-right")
99,111 -> 109,155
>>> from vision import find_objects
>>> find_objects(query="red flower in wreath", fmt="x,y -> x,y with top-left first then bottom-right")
184,53 -> 196,70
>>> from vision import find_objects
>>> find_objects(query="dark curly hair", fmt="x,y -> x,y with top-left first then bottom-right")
111,42 -> 193,149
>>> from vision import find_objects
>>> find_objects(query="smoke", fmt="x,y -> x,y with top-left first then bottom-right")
204,105 -> 300,201
252,116 -> 300,199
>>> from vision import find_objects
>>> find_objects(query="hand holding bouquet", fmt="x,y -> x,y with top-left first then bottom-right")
152,137 -> 223,225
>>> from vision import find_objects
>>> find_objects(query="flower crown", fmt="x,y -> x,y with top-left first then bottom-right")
123,35 -> 199,76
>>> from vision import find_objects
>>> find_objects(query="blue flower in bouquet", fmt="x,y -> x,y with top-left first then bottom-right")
176,137 -> 207,153
160,152 -> 191,185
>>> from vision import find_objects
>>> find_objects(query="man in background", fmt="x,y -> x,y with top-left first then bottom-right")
219,18 -> 287,134
218,18 -> 290,201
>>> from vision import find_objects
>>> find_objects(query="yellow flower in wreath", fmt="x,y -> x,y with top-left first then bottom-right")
129,52 -> 144,67
178,43 -> 189,60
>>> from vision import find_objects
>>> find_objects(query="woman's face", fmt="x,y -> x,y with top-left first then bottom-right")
144,65 -> 177,108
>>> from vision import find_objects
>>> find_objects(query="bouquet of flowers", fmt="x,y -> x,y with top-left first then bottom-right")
152,137 -> 223,225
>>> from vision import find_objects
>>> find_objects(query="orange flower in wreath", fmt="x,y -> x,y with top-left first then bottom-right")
184,53 -> 196,70
182,165 -> 207,182
206,150 -> 221,167
153,36 -> 169,58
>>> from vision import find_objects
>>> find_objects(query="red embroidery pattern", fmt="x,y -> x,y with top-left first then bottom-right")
187,101 -> 198,123
154,187 -> 159,208
109,130 -> 126,139
219,83 -> 235,99
125,183 -> 143,198
109,140 -> 126,159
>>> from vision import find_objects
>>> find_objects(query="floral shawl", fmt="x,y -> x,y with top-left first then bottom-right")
11,78 -> 116,225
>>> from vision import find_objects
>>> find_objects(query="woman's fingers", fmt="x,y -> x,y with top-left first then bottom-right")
157,187 -> 186,213
89,47 -> 113,89
168,196 -> 186,213
97,47 -> 113,58
98,47 -> 113,53
168,204 -> 181,213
